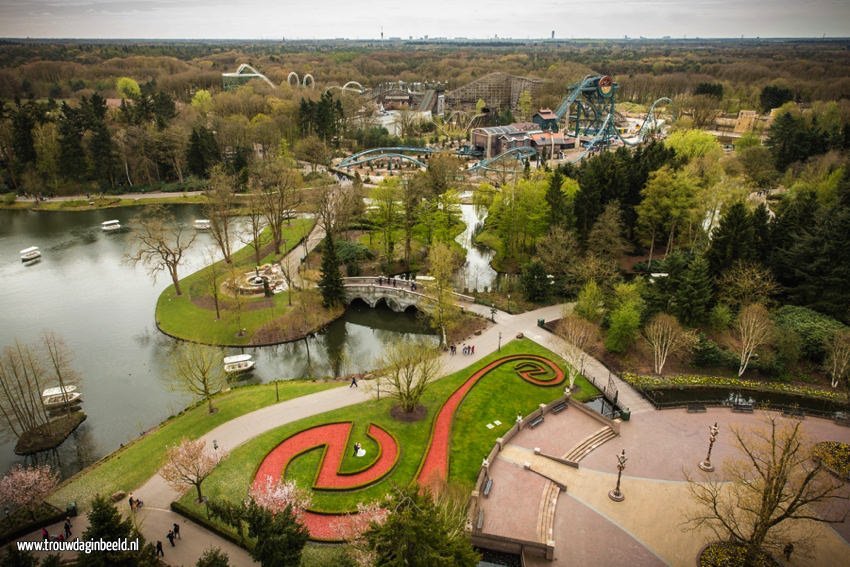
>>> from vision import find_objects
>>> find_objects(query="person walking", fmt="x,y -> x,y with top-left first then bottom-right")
156,541 -> 164,557
128,495 -> 135,511
471,345 -> 475,355
41,527 -> 49,541
172,522 -> 181,540
350,376 -> 358,388
166,530 -> 175,547
63,518 -> 72,539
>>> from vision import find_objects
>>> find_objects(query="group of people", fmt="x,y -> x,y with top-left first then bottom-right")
39,517 -> 73,542
376,275 -> 417,292
155,523 -> 182,557
128,494 -> 144,511
449,344 -> 475,356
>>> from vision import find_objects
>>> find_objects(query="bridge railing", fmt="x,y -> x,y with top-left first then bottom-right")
343,277 -> 474,303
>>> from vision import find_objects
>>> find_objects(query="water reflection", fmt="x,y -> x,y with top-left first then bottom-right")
0,207 -> 436,477
454,203 -> 497,292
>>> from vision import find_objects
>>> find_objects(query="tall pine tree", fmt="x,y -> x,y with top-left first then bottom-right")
706,202 -> 754,277
318,234 -> 345,307
674,254 -> 714,326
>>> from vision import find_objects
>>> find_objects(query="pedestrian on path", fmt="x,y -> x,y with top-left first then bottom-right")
350,376 -> 358,388
64,518 -> 72,539
471,345 -> 475,355
156,541 -> 164,557
41,527 -> 48,540
172,523 -> 181,540
166,530 -> 175,547
128,494 -> 135,511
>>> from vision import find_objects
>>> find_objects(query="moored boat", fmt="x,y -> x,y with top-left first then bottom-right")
193,219 -> 211,230
224,354 -> 255,375
43,391 -> 82,409
42,385 -> 78,398
101,219 -> 121,232
20,246 -> 41,262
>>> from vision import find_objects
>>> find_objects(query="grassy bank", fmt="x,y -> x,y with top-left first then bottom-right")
155,218 -> 327,346
178,340 -> 599,519
49,380 -> 343,511
1,193 -> 207,211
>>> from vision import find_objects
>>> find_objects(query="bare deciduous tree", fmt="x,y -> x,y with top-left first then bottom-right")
160,438 -> 226,502
718,262 -> 779,309
735,303 -> 773,377
205,165 -> 238,264
250,158 -> 302,255
126,205 -> 196,296
377,340 -> 442,414
240,191 -> 265,267
686,416 -> 848,562
555,313 -> 598,389
642,313 -> 697,375
0,340 -> 64,439
824,329 -> 850,389
171,342 -> 227,414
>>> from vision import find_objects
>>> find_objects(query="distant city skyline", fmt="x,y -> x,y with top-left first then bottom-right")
0,0 -> 848,40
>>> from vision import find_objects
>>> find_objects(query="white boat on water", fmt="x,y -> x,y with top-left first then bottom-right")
43,391 -> 82,409
101,219 -> 121,232
224,354 -> 255,375
20,246 -> 41,262
42,385 -> 78,398
193,219 -> 211,230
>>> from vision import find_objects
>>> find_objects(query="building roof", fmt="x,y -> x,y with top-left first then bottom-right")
530,132 -> 570,145
534,109 -> 558,120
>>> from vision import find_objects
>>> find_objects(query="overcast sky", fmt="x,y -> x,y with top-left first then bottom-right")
0,0 -> 848,40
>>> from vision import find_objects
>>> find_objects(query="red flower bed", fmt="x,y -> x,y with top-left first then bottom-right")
416,354 -> 563,484
254,422 -> 398,492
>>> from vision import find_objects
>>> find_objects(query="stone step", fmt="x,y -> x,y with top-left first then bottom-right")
562,426 -> 617,463
536,481 -> 561,543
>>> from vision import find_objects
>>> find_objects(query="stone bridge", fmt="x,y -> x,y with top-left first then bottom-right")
343,277 -> 474,313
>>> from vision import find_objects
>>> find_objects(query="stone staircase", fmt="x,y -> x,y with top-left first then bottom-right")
536,426 -> 617,544
562,426 -> 617,462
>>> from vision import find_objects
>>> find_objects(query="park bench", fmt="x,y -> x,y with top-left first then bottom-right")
529,415 -> 545,428
732,403 -> 754,413
483,477 -> 494,497
782,407 -> 805,419
552,401 -> 568,414
477,509 -> 485,530
687,404 -> 707,413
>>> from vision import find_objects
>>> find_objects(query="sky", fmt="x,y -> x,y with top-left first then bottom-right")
0,0 -> 848,40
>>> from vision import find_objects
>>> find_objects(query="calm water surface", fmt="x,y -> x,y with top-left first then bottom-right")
0,206 -> 435,477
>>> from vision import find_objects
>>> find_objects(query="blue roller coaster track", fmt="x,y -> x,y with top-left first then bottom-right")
467,146 -> 538,172
338,146 -> 437,168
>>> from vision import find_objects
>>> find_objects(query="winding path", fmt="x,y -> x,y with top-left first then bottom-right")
24,301 -> 648,566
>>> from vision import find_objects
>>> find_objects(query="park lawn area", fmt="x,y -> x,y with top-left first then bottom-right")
48,380 -> 342,511
156,218 -> 315,345
178,339 -> 600,520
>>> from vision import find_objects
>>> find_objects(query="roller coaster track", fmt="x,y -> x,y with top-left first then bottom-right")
338,146 -> 436,168
324,81 -> 367,95
467,146 -> 538,172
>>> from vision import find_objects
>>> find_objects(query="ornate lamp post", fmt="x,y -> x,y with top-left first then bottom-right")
498,331 -> 502,352
608,449 -> 627,502
699,422 -> 720,472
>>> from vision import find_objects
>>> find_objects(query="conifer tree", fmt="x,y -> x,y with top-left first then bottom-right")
706,202 -> 754,277
675,254 -> 714,326
318,234 -> 345,307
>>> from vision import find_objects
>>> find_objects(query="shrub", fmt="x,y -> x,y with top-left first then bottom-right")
772,305 -> 846,362
605,302 -> 642,353
692,334 -> 738,369
1,192 -> 16,205
708,303 -> 733,332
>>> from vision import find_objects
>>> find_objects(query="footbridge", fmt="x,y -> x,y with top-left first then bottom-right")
338,147 -> 437,169
343,277 -> 474,313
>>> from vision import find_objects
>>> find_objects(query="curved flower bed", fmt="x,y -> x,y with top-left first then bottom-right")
416,354 -> 564,485
812,441 -> 850,480
622,373 -> 845,402
253,422 -> 399,492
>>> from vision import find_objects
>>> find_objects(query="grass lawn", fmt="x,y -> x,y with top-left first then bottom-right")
179,339 -> 599,519
48,380 -> 342,511
156,218 -> 319,346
